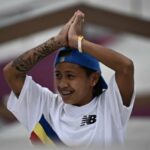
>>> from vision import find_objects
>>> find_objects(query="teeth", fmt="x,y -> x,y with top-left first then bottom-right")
61,91 -> 72,95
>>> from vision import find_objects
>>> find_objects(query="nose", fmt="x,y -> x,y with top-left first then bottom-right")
58,78 -> 69,89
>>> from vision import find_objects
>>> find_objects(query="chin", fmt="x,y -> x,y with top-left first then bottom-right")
63,100 -> 74,105
61,96 -> 72,104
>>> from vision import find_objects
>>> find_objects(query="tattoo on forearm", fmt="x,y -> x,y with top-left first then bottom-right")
12,37 -> 61,72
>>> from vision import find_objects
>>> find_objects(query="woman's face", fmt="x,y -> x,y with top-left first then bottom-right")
54,62 -> 95,106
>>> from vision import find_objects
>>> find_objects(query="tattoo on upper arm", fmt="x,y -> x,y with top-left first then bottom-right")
12,37 -> 61,73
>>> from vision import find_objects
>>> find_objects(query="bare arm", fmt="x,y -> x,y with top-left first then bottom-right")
3,37 -> 63,97
68,11 -> 134,106
82,40 -> 134,107
3,12 -> 77,97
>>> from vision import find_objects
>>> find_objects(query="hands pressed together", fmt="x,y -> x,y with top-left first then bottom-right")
56,10 -> 85,49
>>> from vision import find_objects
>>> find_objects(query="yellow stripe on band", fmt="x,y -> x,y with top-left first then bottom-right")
33,123 -> 55,145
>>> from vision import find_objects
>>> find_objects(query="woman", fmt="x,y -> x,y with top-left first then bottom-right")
3,10 -> 135,148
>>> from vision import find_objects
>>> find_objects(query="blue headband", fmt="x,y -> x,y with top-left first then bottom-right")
55,47 -> 108,90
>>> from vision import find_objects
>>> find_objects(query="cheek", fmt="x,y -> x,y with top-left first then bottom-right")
73,79 -> 90,91
69,81 -> 79,89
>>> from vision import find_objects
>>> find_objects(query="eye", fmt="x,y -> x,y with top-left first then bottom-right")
67,74 -> 75,80
55,72 -> 62,80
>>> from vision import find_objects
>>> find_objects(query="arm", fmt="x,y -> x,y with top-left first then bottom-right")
68,11 -> 134,107
82,40 -> 134,107
3,12 -> 77,97
3,37 -> 62,97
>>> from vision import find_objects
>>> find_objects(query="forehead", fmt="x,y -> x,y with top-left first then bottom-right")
55,62 -> 84,72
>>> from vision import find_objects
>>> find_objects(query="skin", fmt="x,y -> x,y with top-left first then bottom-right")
68,12 -> 134,106
3,11 -> 78,97
55,62 -> 99,106
3,10 -> 134,107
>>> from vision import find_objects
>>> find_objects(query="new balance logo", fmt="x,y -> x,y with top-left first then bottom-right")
80,115 -> 97,126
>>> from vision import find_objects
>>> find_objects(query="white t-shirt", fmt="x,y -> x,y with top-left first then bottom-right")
7,74 -> 135,148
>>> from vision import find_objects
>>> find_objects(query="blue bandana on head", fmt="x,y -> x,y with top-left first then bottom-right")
55,47 -> 108,90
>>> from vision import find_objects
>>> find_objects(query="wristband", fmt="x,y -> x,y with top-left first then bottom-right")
78,36 -> 84,53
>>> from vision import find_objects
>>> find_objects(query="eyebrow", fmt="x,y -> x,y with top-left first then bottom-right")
55,70 -> 77,74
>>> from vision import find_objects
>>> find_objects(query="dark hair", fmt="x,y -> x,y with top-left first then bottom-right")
80,66 -> 103,97
57,47 -> 72,57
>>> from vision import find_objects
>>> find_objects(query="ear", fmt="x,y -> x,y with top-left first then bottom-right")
90,72 -> 100,87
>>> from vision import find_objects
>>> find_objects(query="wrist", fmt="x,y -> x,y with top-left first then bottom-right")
55,35 -> 65,47
46,36 -> 64,50
69,36 -> 78,49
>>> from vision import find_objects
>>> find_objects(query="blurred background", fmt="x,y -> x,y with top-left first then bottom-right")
0,0 -> 150,149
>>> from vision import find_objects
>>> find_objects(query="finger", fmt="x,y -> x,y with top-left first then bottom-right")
68,12 -> 77,25
71,10 -> 84,26
76,10 -> 85,16
72,13 -> 84,27
75,10 -> 85,18
79,17 -> 84,35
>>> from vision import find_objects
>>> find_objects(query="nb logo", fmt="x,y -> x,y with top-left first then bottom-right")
80,115 -> 97,126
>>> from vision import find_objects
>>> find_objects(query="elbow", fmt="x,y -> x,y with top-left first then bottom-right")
3,62 -> 25,96
3,62 -> 18,84
3,64 -> 12,83
120,59 -> 134,76
3,62 -> 26,83
122,59 -> 134,75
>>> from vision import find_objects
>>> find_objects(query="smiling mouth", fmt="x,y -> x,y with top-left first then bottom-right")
60,91 -> 73,96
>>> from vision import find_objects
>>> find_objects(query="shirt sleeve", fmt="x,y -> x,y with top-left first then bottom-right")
104,74 -> 135,129
7,75 -> 56,132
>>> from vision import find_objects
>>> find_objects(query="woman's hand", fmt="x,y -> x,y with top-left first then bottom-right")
56,11 -> 77,47
68,10 -> 85,48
